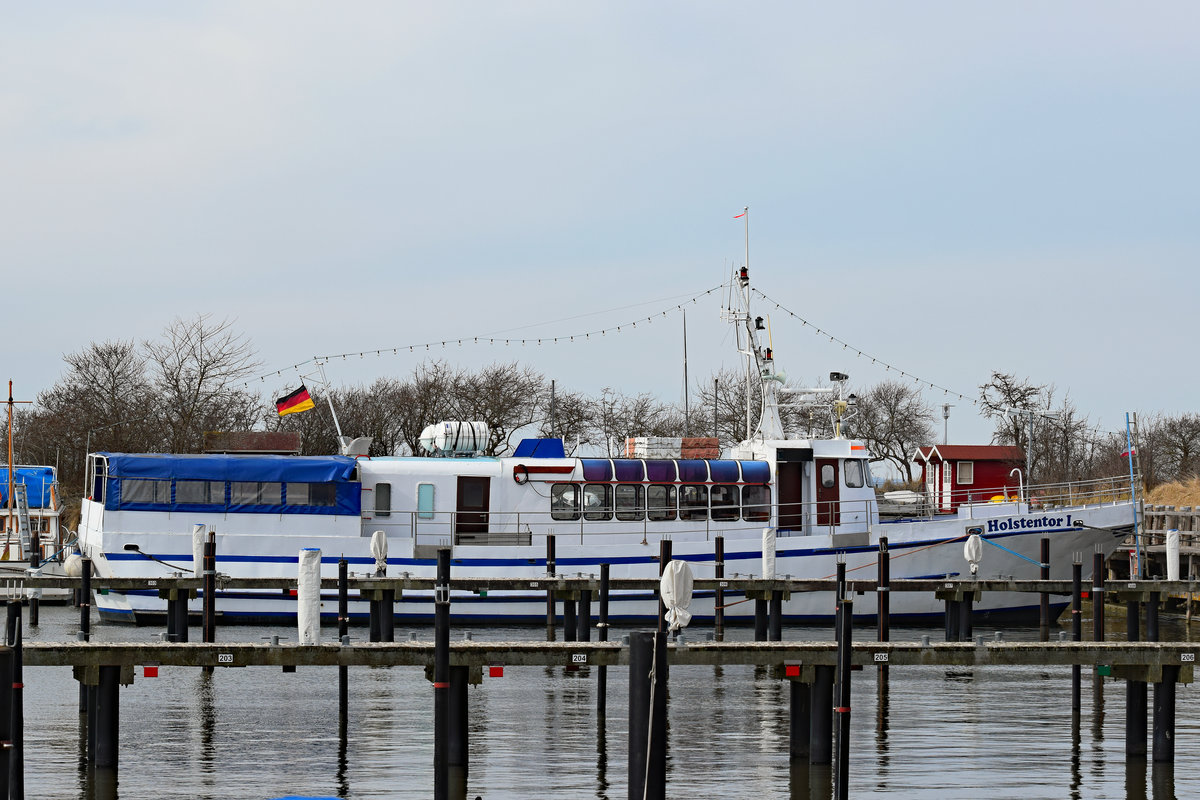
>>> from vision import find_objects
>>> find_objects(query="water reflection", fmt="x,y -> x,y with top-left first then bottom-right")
595,715 -> 609,800
788,761 -> 832,800
875,680 -> 889,784
1070,710 -> 1082,799
1151,763 -> 1176,800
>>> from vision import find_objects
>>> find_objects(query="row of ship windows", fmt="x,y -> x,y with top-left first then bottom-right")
550,483 -> 772,522
118,479 -> 338,508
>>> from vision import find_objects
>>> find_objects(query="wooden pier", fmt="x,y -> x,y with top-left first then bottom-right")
3,543 -> 1199,800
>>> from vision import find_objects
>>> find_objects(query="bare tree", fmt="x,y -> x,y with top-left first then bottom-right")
448,362 -> 546,456
143,315 -> 264,453
848,380 -> 936,483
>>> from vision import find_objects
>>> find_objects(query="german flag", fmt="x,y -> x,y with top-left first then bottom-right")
276,385 -> 315,416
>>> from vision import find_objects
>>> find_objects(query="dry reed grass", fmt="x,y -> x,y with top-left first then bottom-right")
1146,477 -> 1200,507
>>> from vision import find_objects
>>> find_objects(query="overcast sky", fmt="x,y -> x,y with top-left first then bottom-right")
4,3 -> 1197,448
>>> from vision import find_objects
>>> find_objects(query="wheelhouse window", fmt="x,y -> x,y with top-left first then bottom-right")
176,480 -> 225,505
710,484 -> 739,521
844,460 -> 864,488
551,484 -> 580,521
120,478 -> 169,505
957,461 -> 974,484
375,482 -> 392,517
287,482 -> 337,507
615,484 -> 645,521
743,485 -> 771,522
583,484 -> 612,521
231,481 -> 282,505
679,484 -> 708,521
647,484 -> 676,521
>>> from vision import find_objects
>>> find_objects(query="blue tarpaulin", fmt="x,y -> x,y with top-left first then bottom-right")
0,467 -> 56,508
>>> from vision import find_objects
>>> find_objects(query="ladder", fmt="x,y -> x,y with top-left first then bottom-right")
1126,412 -> 1145,577
13,483 -> 31,554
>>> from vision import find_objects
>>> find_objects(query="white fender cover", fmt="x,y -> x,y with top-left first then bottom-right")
964,533 -> 983,576
762,527 -> 777,580
298,548 -> 322,644
660,559 -> 694,632
192,524 -> 207,577
371,530 -> 388,575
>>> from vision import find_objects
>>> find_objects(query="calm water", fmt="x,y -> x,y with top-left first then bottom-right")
15,606 -> 1200,799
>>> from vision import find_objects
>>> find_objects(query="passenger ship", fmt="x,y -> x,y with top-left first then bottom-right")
76,269 -> 1137,624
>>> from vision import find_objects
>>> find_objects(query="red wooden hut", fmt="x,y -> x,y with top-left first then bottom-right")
911,445 -> 1025,513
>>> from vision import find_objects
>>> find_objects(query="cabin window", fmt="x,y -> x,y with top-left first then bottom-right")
615,484 -> 645,521
551,484 -> 580,521
176,480 -> 225,505
583,484 -> 612,521
957,461 -> 974,484
710,484 -> 739,521
120,478 -> 169,505
742,485 -> 771,522
232,481 -> 282,505
417,483 -> 435,519
844,460 -> 864,488
375,482 -> 392,517
820,464 -> 836,489
287,483 -> 337,507
647,484 -> 676,521
679,484 -> 708,520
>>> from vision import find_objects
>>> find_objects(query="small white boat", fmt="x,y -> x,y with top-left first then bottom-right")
76,268 -> 1136,624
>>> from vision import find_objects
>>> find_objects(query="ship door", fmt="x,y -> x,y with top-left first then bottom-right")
816,459 -> 840,529
777,462 -> 804,532
455,476 -> 490,542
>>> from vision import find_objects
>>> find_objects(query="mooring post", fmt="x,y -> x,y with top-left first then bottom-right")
94,665 -> 120,770
0,642 -> 11,797
597,563 -> 610,719
1147,591 -> 1160,643
789,677 -> 811,760
338,559 -> 348,718
448,665 -> 469,770
714,536 -> 725,642
1153,666 -> 1178,763
1071,557 -> 1082,712
877,536 -> 890,683
768,589 -> 783,642
369,596 -> 381,643
810,665 -> 834,765
1039,537 -> 1050,642
434,548 -> 451,800
1126,595 -> 1147,757
380,586 -> 395,643
80,558 -> 92,714
27,538 -> 38,629
1092,551 -> 1105,642
564,595 -> 578,643
834,593 -> 853,800
545,535 -> 556,641
944,598 -> 961,642
657,539 -> 672,634
958,592 -> 973,640
754,597 -> 768,641
203,532 -> 216,643
577,588 -> 592,642
6,602 -> 22,796
174,587 -> 189,643
628,630 -> 667,800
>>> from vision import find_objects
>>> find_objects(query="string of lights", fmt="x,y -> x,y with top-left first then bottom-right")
248,284 -> 724,386
751,288 -> 981,407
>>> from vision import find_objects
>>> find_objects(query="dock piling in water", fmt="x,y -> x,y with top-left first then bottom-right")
1039,537 -> 1050,641
714,536 -> 725,642
434,548 -> 451,800
545,535 -> 556,640
597,563 -> 610,719
877,536 -> 890,684
1072,557 -> 1082,712
627,630 -> 667,800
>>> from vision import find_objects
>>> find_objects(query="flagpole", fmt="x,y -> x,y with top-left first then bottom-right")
742,207 -> 751,441
313,361 -> 346,444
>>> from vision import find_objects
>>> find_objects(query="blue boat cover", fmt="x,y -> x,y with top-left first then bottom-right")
512,438 -> 566,458
98,453 -> 359,516
0,467 -> 56,508
99,453 -> 357,483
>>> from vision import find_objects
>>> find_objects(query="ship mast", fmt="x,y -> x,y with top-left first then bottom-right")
724,208 -> 786,444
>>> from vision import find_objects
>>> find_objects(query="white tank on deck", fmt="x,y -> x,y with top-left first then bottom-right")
419,421 -> 490,456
